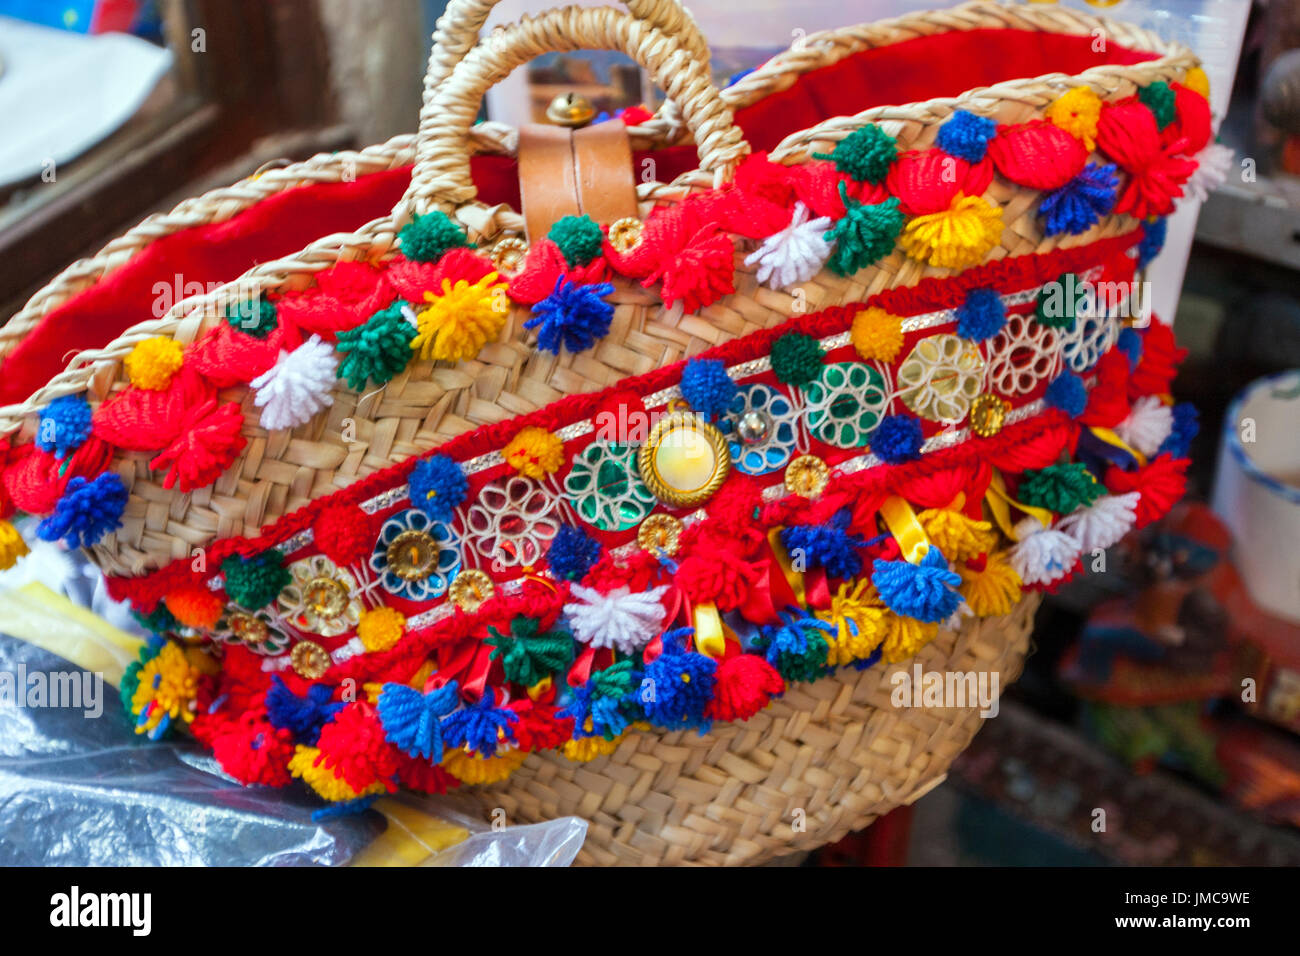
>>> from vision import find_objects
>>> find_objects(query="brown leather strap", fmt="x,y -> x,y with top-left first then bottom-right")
516,121 -> 639,241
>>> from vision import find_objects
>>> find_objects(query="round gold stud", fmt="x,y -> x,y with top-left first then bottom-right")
637,410 -> 731,508
969,393 -> 1011,438
637,513 -> 683,556
490,237 -> 528,274
302,575 -> 349,622
227,611 -> 268,646
387,529 -> 439,581
290,640 -> 331,680
449,569 -> 495,613
607,217 -> 644,254
546,92 -> 596,128
785,454 -> 830,498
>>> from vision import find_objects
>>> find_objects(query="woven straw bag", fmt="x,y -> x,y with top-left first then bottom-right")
0,0 -> 1208,866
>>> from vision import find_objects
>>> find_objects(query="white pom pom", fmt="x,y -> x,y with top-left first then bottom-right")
1186,142 -> 1234,203
563,583 -> 669,655
1009,517 -> 1082,587
1115,394 -> 1173,457
1058,492 -> 1140,552
744,201 -> 833,290
251,334 -> 337,431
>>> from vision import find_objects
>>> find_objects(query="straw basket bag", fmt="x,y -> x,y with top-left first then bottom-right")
0,0 -> 1209,866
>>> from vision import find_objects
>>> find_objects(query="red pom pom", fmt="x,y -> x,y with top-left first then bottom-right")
393,752 -> 460,794
210,710 -> 295,787
1128,318 -> 1186,399
604,206 -> 686,279
887,149 -> 994,215
1105,454 -> 1188,528
507,699 -> 574,751
987,420 -> 1074,473
1078,349 -> 1132,428
187,322 -> 302,388
1169,84 -> 1213,155
1097,100 -> 1196,219
619,104 -> 653,125
275,261 -> 394,338
92,365 -> 216,450
787,160 -> 888,219
2,437 -> 112,514
705,652 -> 784,721
677,550 -> 757,611
643,224 -> 735,313
314,701 -> 400,793
390,247 -> 498,303
732,151 -> 799,210
149,399 -> 247,492
988,120 -> 1088,190
581,549 -> 666,593
312,504 -> 378,567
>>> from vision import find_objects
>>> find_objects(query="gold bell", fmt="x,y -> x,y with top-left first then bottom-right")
546,92 -> 596,128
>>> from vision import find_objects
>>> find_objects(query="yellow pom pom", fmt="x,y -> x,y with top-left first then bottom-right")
357,606 -> 406,652
442,746 -> 527,784
0,519 -> 28,571
562,732 -> 626,763
1183,67 -> 1210,100
411,273 -> 508,362
959,551 -> 1022,617
899,195 -> 1003,270
124,336 -> 184,390
918,508 -> 998,563
290,745 -> 387,801
130,642 -> 199,735
818,579 -> 887,666
881,614 -> 939,664
503,426 -> 565,478
1045,86 -> 1103,151
851,307 -> 905,362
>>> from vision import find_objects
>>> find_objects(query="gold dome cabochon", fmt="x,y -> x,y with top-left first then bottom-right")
449,569 -> 495,612
637,411 -> 730,508
785,454 -> 830,498
607,217 -> 644,253
969,393 -> 1010,437
227,611 -> 268,645
291,640 -> 331,679
302,575 -> 350,621
637,513 -> 684,556
387,529 -> 439,581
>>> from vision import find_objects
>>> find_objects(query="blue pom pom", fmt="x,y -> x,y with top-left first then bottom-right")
870,414 -> 923,464
1039,163 -> 1119,237
1116,327 -> 1143,368
36,395 -> 92,460
680,358 -> 737,421
378,680 -> 460,761
937,109 -> 998,162
941,110 -> 998,162
266,675 -> 342,744
640,627 -> 716,733
525,278 -> 615,354
312,796 -> 378,822
1137,217 -> 1168,268
560,673 -> 635,740
1157,402 -> 1199,458
956,287 -> 1006,342
547,524 -> 602,581
780,510 -> 865,579
871,547 -> 963,623
440,689 -> 517,757
37,472 -> 127,547
1045,372 -> 1088,418
408,454 -> 467,522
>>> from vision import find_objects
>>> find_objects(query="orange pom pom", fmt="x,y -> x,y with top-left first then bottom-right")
164,585 -> 224,630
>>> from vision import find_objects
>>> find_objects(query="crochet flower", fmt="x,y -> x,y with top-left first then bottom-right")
525,278 -> 615,354
36,395 -> 92,459
37,472 -> 128,547
334,304 -> 414,390
369,507 -> 461,601
411,272 -> 508,362
955,287 -> 1006,342
1039,164 -> 1119,237
563,583 -> 669,655
744,201 -> 833,289
503,426 -> 565,478
851,307 -> 904,362
250,334 -> 337,431
898,194 -> 1003,269
680,358 -> 737,420
408,454 -> 467,522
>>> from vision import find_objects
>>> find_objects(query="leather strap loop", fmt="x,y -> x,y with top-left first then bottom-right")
517,122 -> 640,241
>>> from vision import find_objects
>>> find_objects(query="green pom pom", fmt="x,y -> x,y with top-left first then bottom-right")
770,332 -> 826,387
133,602 -> 178,636
398,211 -> 470,263
1017,463 -> 1104,514
224,296 -> 277,339
486,617 -> 574,687
1035,273 -> 1086,330
815,124 -> 898,183
1138,81 -> 1177,130
221,549 -> 291,610
825,191 -> 904,276
764,631 -> 830,683
548,214 -> 605,267
335,304 -> 414,390
119,646 -> 153,719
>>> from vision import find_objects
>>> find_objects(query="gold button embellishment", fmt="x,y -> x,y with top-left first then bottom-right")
227,611 -> 269,646
291,640 -> 331,680
637,411 -> 731,508
637,513 -> 684,556
785,454 -> 830,498
607,217 -> 644,254
969,393 -> 1011,438
449,569 -> 495,613
490,237 -> 528,273
387,529 -> 439,581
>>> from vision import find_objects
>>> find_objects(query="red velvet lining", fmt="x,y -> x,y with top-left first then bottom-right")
0,27 -> 1158,407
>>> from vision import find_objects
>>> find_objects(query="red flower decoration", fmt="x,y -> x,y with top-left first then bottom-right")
314,701 -> 401,794
312,503 -> 378,567
887,148 -> 995,215
210,710 -> 295,787
1128,318 -> 1186,399
1096,100 -> 1197,219
389,247 -> 499,303
149,399 -> 247,492
187,321 -> 302,388
1104,453 -> 1188,528
275,260 -> 394,338
1078,349 -> 1132,428
92,365 -> 216,450
643,223 -> 736,313
706,651 -> 784,721
506,239 -> 609,305
987,120 -> 1089,191
2,437 -> 113,514
787,160 -> 888,219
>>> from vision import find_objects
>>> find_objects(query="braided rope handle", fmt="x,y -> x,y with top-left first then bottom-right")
398,4 -> 748,221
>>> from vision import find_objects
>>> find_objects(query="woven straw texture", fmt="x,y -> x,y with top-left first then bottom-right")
453,593 -> 1037,866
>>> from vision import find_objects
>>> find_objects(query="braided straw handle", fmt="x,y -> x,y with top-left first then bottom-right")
398,4 -> 748,222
